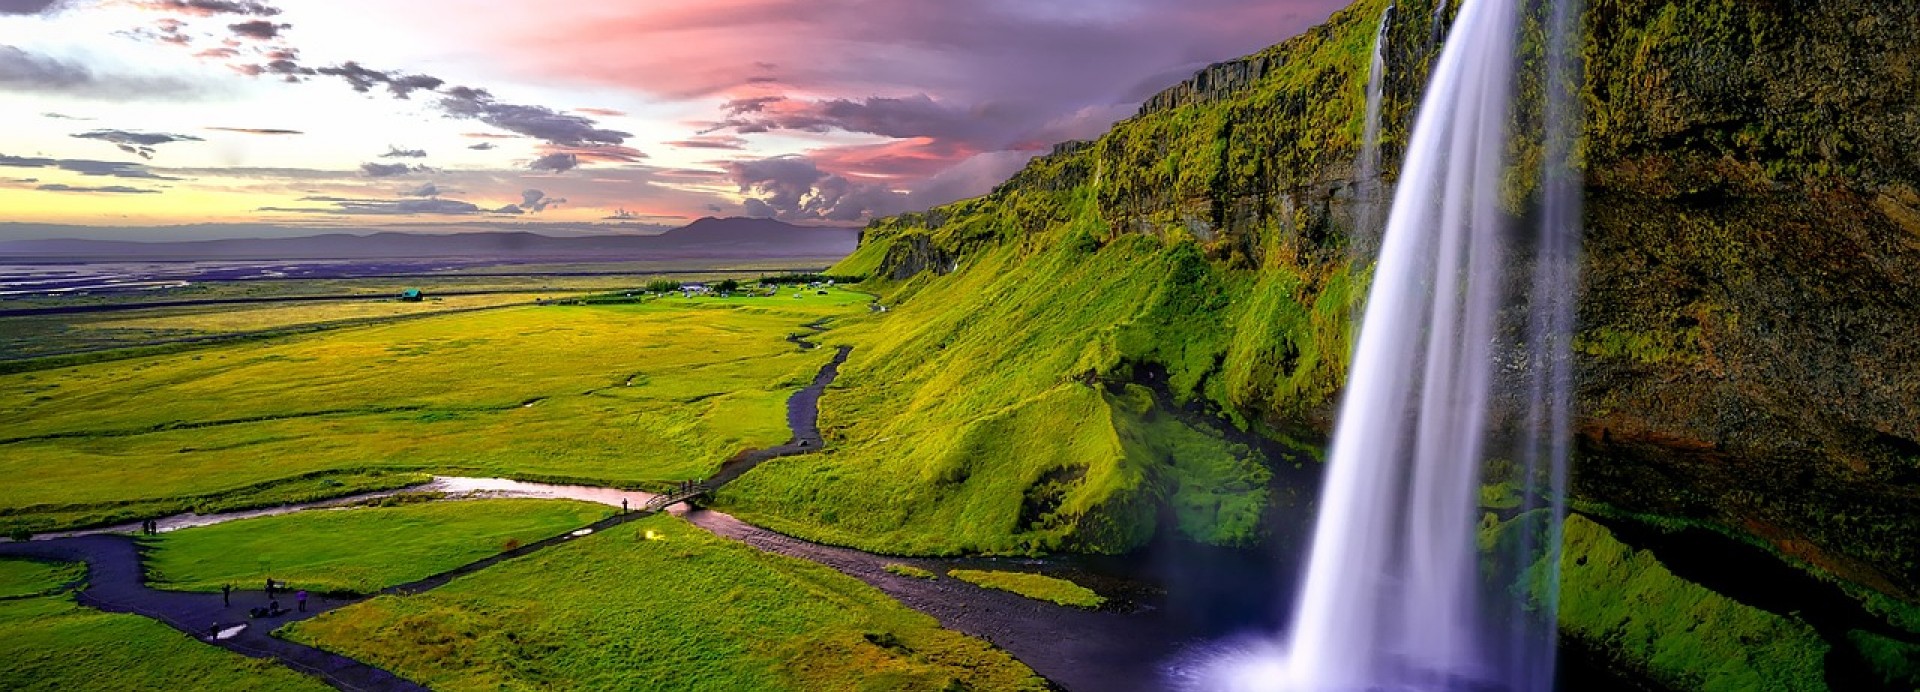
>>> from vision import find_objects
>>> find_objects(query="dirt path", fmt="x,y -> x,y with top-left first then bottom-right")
0,505 -> 675,692
0,535 -> 426,692
679,507 -> 1177,691
0,325 -> 856,691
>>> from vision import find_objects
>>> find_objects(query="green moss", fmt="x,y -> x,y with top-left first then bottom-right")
1847,630 -> 1920,688
1574,326 -> 1704,365
1549,514 -> 1828,691
947,569 -> 1106,609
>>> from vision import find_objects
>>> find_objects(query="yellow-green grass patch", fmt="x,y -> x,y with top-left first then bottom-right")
284,514 -> 1046,691
947,569 -> 1106,609
145,499 -> 612,594
1,293 -> 868,533
0,559 -> 83,599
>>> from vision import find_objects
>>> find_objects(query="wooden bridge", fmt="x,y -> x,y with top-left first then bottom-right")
640,483 -> 711,514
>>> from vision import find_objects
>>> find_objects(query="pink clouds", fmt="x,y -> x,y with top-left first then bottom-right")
30,0 -> 1354,226
481,0 -> 1348,220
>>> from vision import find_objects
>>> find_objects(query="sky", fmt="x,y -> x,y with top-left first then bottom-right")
0,0 -> 1346,240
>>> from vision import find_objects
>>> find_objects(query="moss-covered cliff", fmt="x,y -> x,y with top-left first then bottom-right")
725,0 -> 1920,646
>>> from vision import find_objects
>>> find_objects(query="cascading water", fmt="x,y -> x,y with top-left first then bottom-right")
1428,0 -> 1454,49
1191,0 -> 1582,688
1351,4 -> 1394,256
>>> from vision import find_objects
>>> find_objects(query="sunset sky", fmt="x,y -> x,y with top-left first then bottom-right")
0,0 -> 1343,240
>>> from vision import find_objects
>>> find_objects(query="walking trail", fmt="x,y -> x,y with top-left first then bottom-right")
0,321 -> 871,692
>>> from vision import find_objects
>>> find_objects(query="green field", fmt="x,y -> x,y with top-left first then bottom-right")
145,499 -> 613,594
948,569 -> 1106,609
0,289 -> 871,535
284,514 -> 1047,691
0,559 -> 327,692
0,558 -> 82,599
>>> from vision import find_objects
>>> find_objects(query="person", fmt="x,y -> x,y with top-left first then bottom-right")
210,623 -> 220,640
222,583 -> 231,607
296,590 -> 308,612
264,578 -> 274,598
269,600 -> 280,616
622,498 -> 629,514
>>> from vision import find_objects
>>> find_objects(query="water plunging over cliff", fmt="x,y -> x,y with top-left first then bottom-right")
1194,0 -> 1583,687
1429,0 -> 1454,49
1353,4 -> 1394,256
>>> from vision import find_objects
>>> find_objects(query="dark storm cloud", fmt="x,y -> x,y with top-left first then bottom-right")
71,130 -> 205,159
520,189 -> 564,212
227,20 -> 289,40
0,154 -> 182,180
137,0 -> 280,16
381,146 -> 428,159
360,162 -> 428,177
0,46 -> 204,99
539,144 -> 645,165
36,183 -> 162,194
0,0 -> 61,14
441,90 -> 631,147
528,152 -> 578,173
712,94 -> 996,146
311,62 -> 441,98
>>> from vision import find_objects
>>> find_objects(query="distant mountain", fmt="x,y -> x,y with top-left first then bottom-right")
0,217 -> 858,261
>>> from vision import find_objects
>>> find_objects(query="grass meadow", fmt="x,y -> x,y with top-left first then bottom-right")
145,499 -> 612,594
284,513 -> 1047,691
0,290 -> 870,535
0,558 -> 329,692
947,569 -> 1107,608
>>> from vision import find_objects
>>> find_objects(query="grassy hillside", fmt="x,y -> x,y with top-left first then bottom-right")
731,0 -> 1920,606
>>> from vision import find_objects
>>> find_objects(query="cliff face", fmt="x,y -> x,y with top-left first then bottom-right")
795,0 -> 1920,598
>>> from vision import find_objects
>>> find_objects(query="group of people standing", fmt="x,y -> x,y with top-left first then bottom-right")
138,519 -> 160,535
208,579 -> 309,640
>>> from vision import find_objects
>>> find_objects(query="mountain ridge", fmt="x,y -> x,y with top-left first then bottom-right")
0,217 -> 859,261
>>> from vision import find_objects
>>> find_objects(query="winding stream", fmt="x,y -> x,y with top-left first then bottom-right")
2,318 -> 1877,691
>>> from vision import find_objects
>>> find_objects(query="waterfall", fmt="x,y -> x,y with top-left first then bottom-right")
1192,0 -> 1583,688
1429,0 -> 1454,49
1352,4 -> 1394,256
